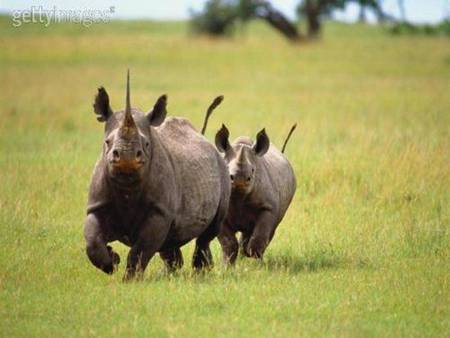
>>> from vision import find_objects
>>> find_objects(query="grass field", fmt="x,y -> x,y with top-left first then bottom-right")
0,16 -> 449,337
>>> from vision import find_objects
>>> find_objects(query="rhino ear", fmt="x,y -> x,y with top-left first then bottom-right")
253,128 -> 270,157
215,124 -> 231,153
147,94 -> 167,126
93,87 -> 113,122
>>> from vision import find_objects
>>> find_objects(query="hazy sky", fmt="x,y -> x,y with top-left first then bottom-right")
1,0 -> 448,24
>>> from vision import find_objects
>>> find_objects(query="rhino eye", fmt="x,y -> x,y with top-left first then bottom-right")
105,139 -> 110,146
145,141 -> 150,148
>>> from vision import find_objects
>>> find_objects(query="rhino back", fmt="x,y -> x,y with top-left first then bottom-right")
156,117 -> 228,238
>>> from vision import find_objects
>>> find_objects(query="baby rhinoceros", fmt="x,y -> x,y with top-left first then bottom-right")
84,72 -> 230,280
214,124 -> 297,264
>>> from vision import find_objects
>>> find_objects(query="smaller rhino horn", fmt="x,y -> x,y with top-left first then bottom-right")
237,147 -> 247,164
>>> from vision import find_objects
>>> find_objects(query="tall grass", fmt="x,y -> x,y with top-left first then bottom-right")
0,17 -> 448,337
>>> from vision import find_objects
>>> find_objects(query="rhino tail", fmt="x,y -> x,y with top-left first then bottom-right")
201,95 -> 224,135
281,123 -> 297,153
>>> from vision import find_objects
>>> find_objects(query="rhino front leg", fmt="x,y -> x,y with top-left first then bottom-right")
124,215 -> 170,281
218,223 -> 239,265
247,211 -> 277,259
84,213 -> 119,274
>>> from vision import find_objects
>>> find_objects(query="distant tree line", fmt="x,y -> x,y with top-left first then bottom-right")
388,0 -> 449,37
390,20 -> 450,36
190,0 -> 449,41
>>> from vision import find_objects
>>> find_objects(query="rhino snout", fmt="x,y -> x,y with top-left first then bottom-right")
230,172 -> 253,193
111,148 -> 142,163
109,148 -> 145,174
230,173 -> 251,183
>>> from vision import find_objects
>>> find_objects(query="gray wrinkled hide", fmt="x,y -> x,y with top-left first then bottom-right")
85,107 -> 230,279
217,133 -> 296,263
232,137 -> 296,219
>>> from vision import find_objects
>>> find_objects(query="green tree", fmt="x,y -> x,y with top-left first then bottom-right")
191,0 -> 389,40
190,0 -> 239,36
191,0 -> 302,41
297,0 -> 386,37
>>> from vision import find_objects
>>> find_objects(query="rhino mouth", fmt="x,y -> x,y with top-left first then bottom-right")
111,160 -> 144,174
110,170 -> 142,186
232,181 -> 250,192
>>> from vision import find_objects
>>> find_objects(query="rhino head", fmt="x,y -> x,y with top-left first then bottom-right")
215,124 -> 270,194
93,70 -> 167,182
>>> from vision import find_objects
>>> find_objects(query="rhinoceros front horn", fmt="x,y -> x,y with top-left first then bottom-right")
119,69 -> 137,138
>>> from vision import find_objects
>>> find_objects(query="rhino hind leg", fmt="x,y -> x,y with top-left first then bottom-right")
192,198 -> 228,270
160,248 -> 184,272
239,231 -> 252,257
192,222 -> 217,270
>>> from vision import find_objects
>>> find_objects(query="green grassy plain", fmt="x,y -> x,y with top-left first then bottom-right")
0,16 -> 449,337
